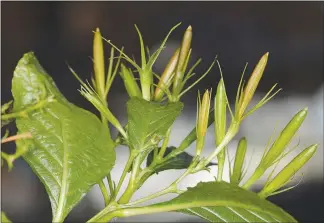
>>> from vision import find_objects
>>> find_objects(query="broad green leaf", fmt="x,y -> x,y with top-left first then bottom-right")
12,52 -> 116,222
146,146 -> 216,174
172,182 -> 296,222
112,182 -> 296,222
127,97 -> 183,149
1,212 -> 12,223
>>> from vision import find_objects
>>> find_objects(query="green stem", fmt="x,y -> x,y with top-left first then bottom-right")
136,168 -> 155,189
1,98 -> 53,121
114,150 -> 137,198
216,153 -> 225,182
118,154 -> 142,204
87,202 -> 119,223
98,180 -> 110,206
158,128 -> 171,159
107,174 -> 114,195
196,121 -> 240,170
126,183 -> 178,206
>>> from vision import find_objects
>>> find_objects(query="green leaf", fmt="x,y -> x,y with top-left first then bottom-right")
111,182 -> 296,222
175,182 -> 297,222
1,212 -> 12,223
146,146 -> 216,174
12,52 -> 116,222
127,97 -> 183,149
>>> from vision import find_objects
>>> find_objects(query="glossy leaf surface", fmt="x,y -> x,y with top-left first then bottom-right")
175,182 -> 296,222
12,52 -> 116,222
120,182 -> 296,222
127,97 -> 183,149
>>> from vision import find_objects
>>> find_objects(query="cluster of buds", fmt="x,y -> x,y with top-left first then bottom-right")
92,26 -> 318,198
153,25 -> 193,102
242,107 -> 317,192
259,144 -> 317,198
153,25 -> 215,102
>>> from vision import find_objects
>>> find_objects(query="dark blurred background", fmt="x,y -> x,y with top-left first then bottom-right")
1,2 -> 323,223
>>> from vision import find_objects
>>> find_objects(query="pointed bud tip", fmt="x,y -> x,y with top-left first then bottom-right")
95,27 -> 100,32
261,52 -> 269,61
187,25 -> 192,31
300,107 -> 308,115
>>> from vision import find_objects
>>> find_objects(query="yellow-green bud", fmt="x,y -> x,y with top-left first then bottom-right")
237,53 -> 268,119
242,108 -> 308,189
120,64 -> 142,98
259,144 -> 317,198
173,26 -> 192,95
215,79 -> 227,181
93,28 -> 106,98
154,48 -> 180,101
196,89 -> 211,156
230,137 -> 247,184
261,107 -> 308,167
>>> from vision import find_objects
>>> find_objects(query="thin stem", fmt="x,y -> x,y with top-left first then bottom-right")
107,48 -> 114,84
107,174 -> 114,195
114,151 -> 137,198
158,128 -> 171,159
1,98 -> 54,121
118,153 -> 142,204
125,183 -> 179,207
195,121 -> 240,171
1,132 -> 32,144
87,202 -> 119,223
98,180 -> 110,206
216,150 -> 226,182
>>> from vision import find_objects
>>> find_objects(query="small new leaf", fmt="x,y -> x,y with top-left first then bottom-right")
127,97 -> 183,150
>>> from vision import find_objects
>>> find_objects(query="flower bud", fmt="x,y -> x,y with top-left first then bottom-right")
237,53 -> 268,119
93,28 -> 106,98
173,26 -> 192,95
259,144 -> 317,198
196,89 -> 211,156
215,78 -> 227,146
230,137 -> 247,184
242,108 -> 308,189
261,107 -> 308,167
154,48 -> 180,101
120,64 -> 142,98
215,79 -> 227,181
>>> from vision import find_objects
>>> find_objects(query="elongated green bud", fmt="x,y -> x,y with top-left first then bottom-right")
215,79 -> 227,145
261,107 -> 308,167
173,26 -> 192,95
231,137 -> 247,184
154,48 -> 180,101
259,144 -> 317,198
93,28 -> 106,98
120,64 -> 142,98
215,79 -> 227,181
196,89 -> 211,156
242,107 -> 308,189
237,53 -> 268,119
